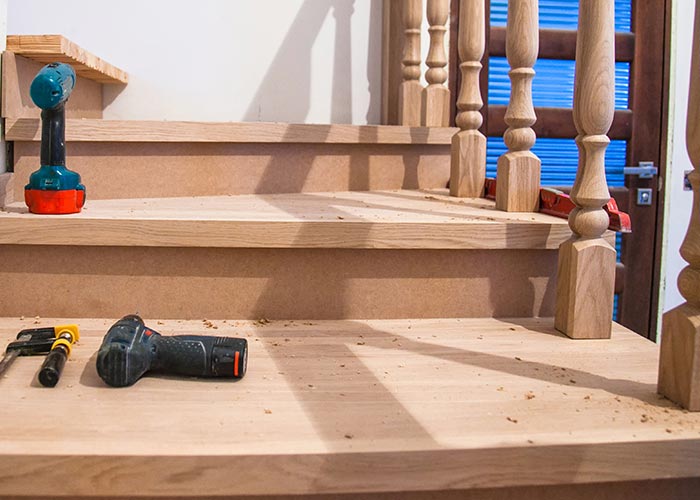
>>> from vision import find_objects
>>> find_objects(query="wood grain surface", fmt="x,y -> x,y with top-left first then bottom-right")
0,190 -> 572,249
0,317 -> 698,497
6,34 -> 128,84
5,118 -> 458,144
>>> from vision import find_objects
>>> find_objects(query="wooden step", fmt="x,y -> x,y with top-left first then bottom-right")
0,190 -> 572,319
6,35 -> 128,84
1,317 -> 698,498
5,121 -> 454,200
0,190 -> 570,249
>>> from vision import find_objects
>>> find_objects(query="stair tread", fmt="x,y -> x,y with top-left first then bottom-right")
6,117 -> 456,143
6,34 -> 128,84
0,189 -> 573,249
0,316 -> 698,496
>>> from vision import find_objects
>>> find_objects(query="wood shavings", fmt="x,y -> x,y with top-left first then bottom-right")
506,417 -> 518,424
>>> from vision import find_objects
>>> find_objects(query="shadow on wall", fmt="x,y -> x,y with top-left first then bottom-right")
243,0 -> 381,124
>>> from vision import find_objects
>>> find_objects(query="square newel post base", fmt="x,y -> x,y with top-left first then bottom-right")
555,238 -> 616,339
495,151 -> 541,212
659,303 -> 700,411
450,130 -> 486,198
399,80 -> 423,126
422,85 -> 450,127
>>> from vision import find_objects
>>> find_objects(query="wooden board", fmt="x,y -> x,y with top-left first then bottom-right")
6,34 -> 128,84
2,52 -> 103,119
10,141 -> 452,200
0,246 -> 558,319
5,118 -> 458,144
0,317 -> 698,497
0,190 -> 573,249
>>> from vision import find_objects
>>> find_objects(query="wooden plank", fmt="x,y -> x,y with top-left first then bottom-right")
0,246 -> 558,319
0,317 -> 699,497
381,0 -> 406,125
488,106 -> 633,140
0,190 -> 572,249
6,34 -> 128,84
5,118 -> 458,144
489,27 -> 636,62
2,52 -> 103,119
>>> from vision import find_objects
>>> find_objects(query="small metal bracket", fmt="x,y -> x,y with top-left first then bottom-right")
684,170 -> 693,191
637,188 -> 653,206
624,161 -> 658,179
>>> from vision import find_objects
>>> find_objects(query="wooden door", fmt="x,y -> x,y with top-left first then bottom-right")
449,0 -> 671,340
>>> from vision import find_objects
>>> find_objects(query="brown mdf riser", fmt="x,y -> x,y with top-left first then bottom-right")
0,246 -> 557,320
1,52 -> 104,119
0,318 -> 699,498
9,142 -> 450,201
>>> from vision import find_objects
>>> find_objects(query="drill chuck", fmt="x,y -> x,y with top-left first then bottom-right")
96,315 -> 248,387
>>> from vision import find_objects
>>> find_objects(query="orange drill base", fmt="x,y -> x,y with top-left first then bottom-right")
25,189 -> 85,214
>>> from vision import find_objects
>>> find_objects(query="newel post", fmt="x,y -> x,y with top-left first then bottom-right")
495,0 -> 541,212
554,0 -> 616,339
450,0 -> 486,197
399,0 -> 424,126
658,0 -> 700,411
422,0 -> 450,126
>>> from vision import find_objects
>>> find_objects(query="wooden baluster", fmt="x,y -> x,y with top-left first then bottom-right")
422,0 -> 450,127
450,0 -> 486,197
554,0 -> 616,339
399,0 -> 424,126
495,0 -> 540,212
658,1 -> 700,411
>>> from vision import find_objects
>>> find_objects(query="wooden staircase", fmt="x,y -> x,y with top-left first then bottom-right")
1,3 -> 699,497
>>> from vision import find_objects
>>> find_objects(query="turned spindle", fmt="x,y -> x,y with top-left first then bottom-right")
554,0 -> 616,339
399,0 -> 424,126
658,0 -> 700,411
450,0 -> 486,197
422,0 -> 450,127
495,0 -> 541,212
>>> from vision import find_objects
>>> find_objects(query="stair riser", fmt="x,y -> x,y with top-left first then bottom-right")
1,246 -> 557,320
9,142 -> 450,201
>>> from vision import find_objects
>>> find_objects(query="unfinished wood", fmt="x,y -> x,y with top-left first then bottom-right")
381,0 -> 405,125
658,0 -> 700,411
6,34 -> 128,84
1,52 -> 103,119
489,27 -> 636,62
422,0 -> 450,127
555,0 -> 617,340
399,0 -> 424,126
5,118 -> 458,144
488,106 -> 633,140
0,190 -> 572,249
0,246 -> 558,319
450,0 -> 486,197
495,0 -> 541,212
1,317 -> 699,497
10,142 -> 452,200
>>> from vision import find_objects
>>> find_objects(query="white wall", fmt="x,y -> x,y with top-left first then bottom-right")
6,0 -> 384,124
661,0 -> 697,316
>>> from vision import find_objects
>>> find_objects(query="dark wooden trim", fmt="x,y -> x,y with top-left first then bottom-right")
618,0 -> 670,340
449,0 -> 460,127
489,27 -> 636,62
487,107 -> 633,140
380,0 -> 405,125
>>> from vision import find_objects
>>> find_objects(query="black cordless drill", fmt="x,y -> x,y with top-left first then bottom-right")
96,315 -> 248,387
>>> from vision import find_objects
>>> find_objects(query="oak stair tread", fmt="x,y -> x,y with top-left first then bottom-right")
6,34 -> 128,84
0,189 -> 572,249
0,316 -> 698,497
5,118 -> 457,144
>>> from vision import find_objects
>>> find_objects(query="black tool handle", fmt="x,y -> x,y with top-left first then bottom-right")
38,345 -> 68,387
152,335 -> 247,379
